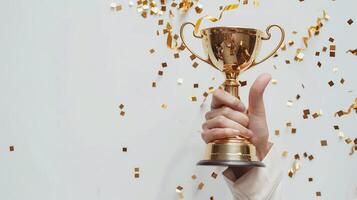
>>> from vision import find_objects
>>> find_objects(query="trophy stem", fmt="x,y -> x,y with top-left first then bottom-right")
223,79 -> 240,99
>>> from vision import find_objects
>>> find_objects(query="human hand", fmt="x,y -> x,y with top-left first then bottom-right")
201,73 -> 272,160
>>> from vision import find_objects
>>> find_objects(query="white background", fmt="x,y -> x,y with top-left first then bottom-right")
0,0 -> 356,199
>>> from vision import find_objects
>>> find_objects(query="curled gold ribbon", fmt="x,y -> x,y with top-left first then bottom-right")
334,98 -> 357,117
194,4 -> 239,36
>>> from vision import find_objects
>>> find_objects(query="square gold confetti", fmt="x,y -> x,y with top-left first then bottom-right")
120,111 -> 125,116
285,60 -> 291,64
152,81 -> 156,88
149,48 -> 155,54
291,128 -> 297,134
193,83 -> 199,88
174,53 -> 180,59
161,62 -> 167,68
316,192 -> 321,197
282,151 -> 288,157
122,147 -> 127,152
294,154 -> 300,160
192,62 -> 199,68
275,129 -> 280,136
190,96 -> 197,102
119,104 -> 124,109
190,54 -> 196,60
158,70 -> 163,76
328,80 -> 334,87
317,61 -> 322,68
308,155 -> 314,160
320,140 -> 328,146
191,175 -> 197,180
347,18 -> 354,25
303,152 -> 308,157
308,177 -> 313,182
345,138 -> 352,144
211,172 -> 218,179
197,182 -> 204,190
328,37 -> 334,43
9,145 -> 14,151
161,103 -> 167,109
315,51 -> 320,56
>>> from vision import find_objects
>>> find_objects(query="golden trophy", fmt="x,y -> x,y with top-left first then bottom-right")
180,22 -> 285,167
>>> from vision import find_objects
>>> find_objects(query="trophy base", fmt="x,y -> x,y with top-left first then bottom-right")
197,138 -> 265,167
197,159 -> 265,167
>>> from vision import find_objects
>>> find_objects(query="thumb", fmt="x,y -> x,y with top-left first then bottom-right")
248,73 -> 272,116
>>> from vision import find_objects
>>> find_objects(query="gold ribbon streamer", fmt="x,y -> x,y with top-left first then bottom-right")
346,49 -> 357,55
194,4 -> 239,36
334,98 -> 357,117
294,10 -> 329,62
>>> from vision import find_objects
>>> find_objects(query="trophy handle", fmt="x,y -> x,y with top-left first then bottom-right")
179,22 -> 213,65
250,24 -> 285,67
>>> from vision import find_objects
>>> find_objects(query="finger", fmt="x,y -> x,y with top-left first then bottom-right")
248,73 -> 271,117
205,106 -> 249,127
211,89 -> 246,112
201,128 -> 240,143
202,116 -> 253,138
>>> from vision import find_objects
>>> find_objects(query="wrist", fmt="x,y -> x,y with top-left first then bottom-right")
256,142 -> 272,161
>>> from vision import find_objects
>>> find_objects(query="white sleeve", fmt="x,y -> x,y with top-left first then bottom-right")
222,144 -> 283,200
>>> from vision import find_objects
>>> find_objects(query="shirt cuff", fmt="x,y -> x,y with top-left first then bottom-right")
222,143 -> 283,200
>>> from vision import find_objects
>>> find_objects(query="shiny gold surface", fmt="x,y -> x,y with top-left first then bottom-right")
180,22 -> 285,167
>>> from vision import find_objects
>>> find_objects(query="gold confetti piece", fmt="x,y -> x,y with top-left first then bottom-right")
161,103 -> 167,109
294,154 -> 300,160
271,79 -> 278,85
303,152 -> 308,157
239,80 -> 247,87
320,140 -> 328,146
340,78 -> 345,84
174,53 -> 180,58
149,48 -> 155,54
296,94 -> 301,100
315,51 -> 320,56
122,147 -> 127,152
288,169 -> 294,178
280,43 -> 286,51
197,182 -> 204,190
294,11 -> 329,62
291,128 -> 297,134
317,61 -> 322,68
192,62 -> 199,68
322,46 -> 327,52
286,122 -> 292,127
110,3 -> 122,11
194,4 -> 239,36
210,196 -> 215,200
152,81 -> 156,88
134,167 -> 140,178
190,96 -> 197,102
176,186 -> 184,199
211,172 -> 218,179
119,104 -> 124,109
329,37 -> 334,43
328,80 -> 334,87
275,129 -> 280,136
345,138 -> 352,144
285,60 -> 291,64
193,83 -> 199,88
308,155 -> 314,160
191,175 -> 197,180
282,151 -> 288,157
334,98 -> 357,117
293,160 -> 300,171
120,111 -> 126,116
158,70 -> 163,76
308,177 -> 313,182
177,78 -> 184,85
338,131 -> 345,139
346,49 -> 357,55
9,145 -> 14,151
316,191 -> 321,197
286,100 -> 293,107
288,40 -> 294,46
347,18 -> 354,25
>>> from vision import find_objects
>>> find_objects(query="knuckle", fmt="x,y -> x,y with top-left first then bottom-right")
201,122 -> 207,130
216,116 -> 226,126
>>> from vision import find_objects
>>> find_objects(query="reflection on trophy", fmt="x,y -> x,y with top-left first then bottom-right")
180,22 -> 285,167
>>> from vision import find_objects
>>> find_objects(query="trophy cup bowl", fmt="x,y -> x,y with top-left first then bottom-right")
180,22 -> 285,167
